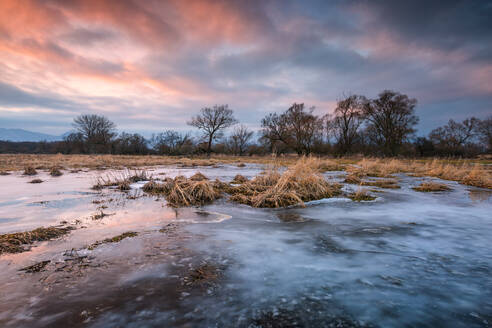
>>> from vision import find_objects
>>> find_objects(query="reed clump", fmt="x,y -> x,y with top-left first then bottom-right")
461,165 -> 492,189
344,174 -> 362,184
230,157 -> 342,208
49,166 -> 63,177
29,178 -> 43,184
92,169 -> 150,190
412,182 -> 452,192
143,175 -> 221,207
361,179 -> 400,189
318,159 -> 345,172
190,172 -> 209,181
231,174 -> 248,184
0,226 -> 74,255
348,188 -> 376,201
23,166 -> 37,176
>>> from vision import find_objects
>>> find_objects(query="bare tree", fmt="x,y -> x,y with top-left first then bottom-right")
150,130 -> 193,155
330,94 -> 366,155
429,117 -> 481,155
477,116 -> 492,152
72,114 -> 116,153
188,105 -> 237,155
114,132 -> 148,155
261,103 -> 324,155
229,125 -> 254,155
260,112 -> 290,154
363,90 -> 418,156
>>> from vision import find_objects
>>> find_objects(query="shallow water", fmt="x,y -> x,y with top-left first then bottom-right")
0,164 -> 491,327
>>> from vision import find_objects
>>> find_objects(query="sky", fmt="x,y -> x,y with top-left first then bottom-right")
0,0 -> 491,137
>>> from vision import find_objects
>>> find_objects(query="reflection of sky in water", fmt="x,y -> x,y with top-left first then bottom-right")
0,165 -> 491,327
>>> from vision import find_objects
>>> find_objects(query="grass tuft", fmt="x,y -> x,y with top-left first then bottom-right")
190,172 -> 209,181
92,169 -> 150,190
348,188 -> 376,201
230,157 -> 342,208
231,174 -> 248,184
49,166 -> 63,177
29,178 -> 43,184
88,231 -> 138,250
0,226 -> 74,255
412,182 -> 451,192
143,176 -> 221,207
20,260 -> 50,273
23,166 -> 37,176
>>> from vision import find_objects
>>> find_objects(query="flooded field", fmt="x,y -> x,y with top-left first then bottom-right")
0,163 -> 491,327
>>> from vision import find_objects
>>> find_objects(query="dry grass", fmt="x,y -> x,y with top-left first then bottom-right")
0,226 -> 74,255
92,169 -> 150,190
317,159 -> 345,172
190,172 -> 208,181
88,231 -> 138,250
184,263 -> 222,286
412,182 -> 452,192
461,165 -> 492,189
143,175 -> 222,207
49,166 -> 63,177
20,260 -> 51,273
0,171 -> 10,176
348,188 -> 377,201
0,154 -> 301,171
361,179 -> 400,189
231,174 -> 248,184
344,174 -> 362,184
28,178 -> 43,184
166,176 -> 221,207
23,166 -> 37,176
230,157 -> 342,208
2,154 -> 490,189
349,158 -> 492,189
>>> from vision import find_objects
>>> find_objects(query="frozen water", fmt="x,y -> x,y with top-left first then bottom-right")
0,164 -> 491,327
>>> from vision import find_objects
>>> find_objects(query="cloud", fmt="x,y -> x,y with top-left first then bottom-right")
0,0 -> 490,136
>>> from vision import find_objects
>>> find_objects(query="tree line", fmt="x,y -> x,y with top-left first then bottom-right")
1,90 -> 491,157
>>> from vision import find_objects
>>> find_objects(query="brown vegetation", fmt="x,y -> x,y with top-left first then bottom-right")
231,174 -> 248,184
23,166 -> 37,175
190,172 -> 208,181
20,260 -> 51,273
49,166 -> 63,176
29,178 -> 43,184
412,182 -> 451,192
348,188 -> 377,201
88,231 -> 138,250
361,179 -> 400,189
185,263 -> 222,286
229,158 -> 342,208
143,175 -> 222,207
92,169 -> 150,190
0,226 -> 74,255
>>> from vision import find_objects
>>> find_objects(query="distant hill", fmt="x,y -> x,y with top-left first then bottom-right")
0,128 -> 62,142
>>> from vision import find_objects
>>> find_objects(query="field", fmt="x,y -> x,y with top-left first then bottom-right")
0,154 -> 491,327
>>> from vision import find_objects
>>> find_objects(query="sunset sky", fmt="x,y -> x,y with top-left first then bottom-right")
0,0 -> 491,136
